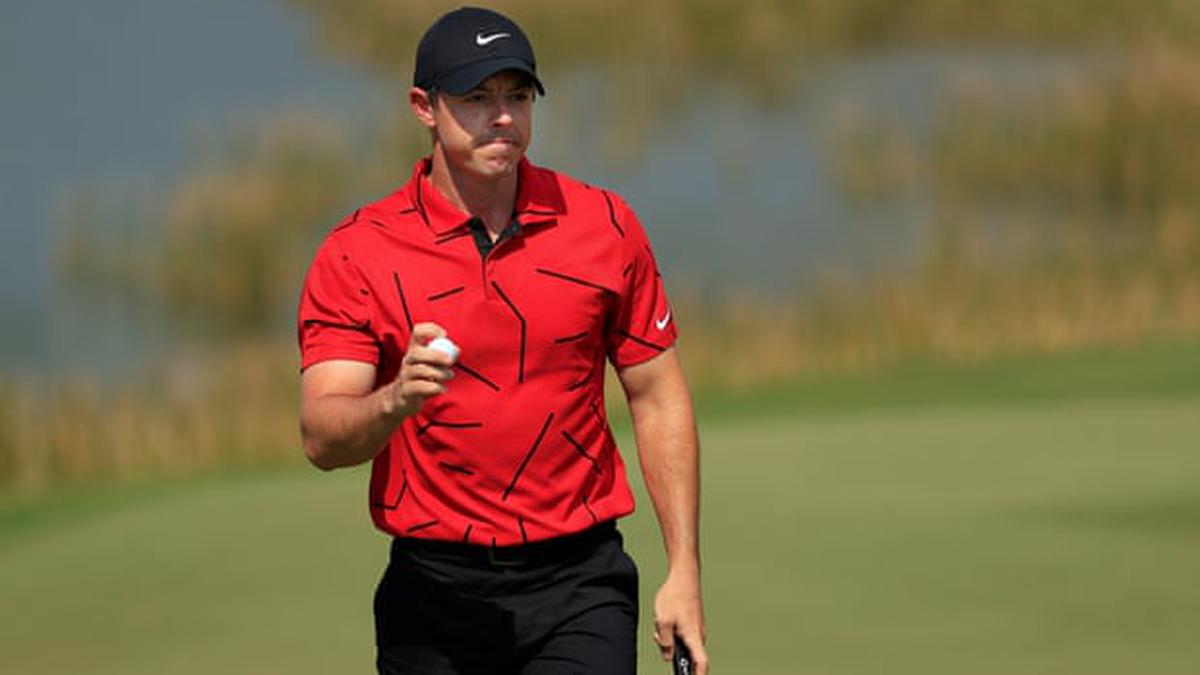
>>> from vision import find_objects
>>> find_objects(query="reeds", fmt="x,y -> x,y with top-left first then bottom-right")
288,0 -> 1200,82
11,7 -> 1200,495
0,343 -> 300,495
8,254 -> 1199,494
676,263 -> 1200,392
790,42 -> 1200,386
57,116 -> 359,335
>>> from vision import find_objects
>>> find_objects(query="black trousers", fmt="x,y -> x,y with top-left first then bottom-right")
375,522 -> 639,675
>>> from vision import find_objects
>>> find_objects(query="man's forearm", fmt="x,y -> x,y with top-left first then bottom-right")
629,381 -> 701,572
302,381 -> 408,470
624,350 -> 709,675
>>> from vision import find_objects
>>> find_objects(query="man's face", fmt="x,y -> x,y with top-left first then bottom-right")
418,70 -> 535,181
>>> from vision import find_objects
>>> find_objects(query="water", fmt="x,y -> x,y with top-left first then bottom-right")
0,0 -> 384,377
538,48 -> 1089,296
0,2 -> 1085,379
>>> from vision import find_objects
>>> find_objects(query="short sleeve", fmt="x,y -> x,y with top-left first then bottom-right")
604,198 -> 677,368
296,234 -> 380,371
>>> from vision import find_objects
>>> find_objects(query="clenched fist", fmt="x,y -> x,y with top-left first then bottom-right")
387,322 -> 458,418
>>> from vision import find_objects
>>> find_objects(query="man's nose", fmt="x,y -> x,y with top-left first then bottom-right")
492,100 -> 514,126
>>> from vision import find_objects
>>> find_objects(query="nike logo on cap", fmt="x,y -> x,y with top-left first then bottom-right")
475,32 -> 511,46
655,309 -> 672,331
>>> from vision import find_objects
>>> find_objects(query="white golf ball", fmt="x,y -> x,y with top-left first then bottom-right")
427,336 -> 460,361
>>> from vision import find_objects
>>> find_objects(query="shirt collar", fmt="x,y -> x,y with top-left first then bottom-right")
513,157 -> 567,219
407,156 -> 566,235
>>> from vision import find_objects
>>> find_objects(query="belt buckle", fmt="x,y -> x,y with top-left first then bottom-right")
486,544 -> 528,568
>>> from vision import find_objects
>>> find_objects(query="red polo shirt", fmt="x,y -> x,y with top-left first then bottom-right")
298,157 -> 677,546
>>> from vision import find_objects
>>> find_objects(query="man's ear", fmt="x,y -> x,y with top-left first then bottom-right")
409,87 -> 437,130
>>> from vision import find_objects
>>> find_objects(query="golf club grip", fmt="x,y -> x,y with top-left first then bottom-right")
673,636 -> 694,675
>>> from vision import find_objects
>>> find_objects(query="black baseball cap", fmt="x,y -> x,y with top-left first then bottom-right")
413,7 -> 545,96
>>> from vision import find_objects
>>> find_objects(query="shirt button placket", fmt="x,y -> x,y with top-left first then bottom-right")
481,252 -> 494,300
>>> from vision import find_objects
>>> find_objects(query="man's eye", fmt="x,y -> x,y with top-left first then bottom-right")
510,92 -> 530,102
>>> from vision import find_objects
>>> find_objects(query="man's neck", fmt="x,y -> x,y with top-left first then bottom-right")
427,148 -> 519,236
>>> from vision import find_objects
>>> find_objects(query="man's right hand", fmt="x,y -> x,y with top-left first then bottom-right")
300,321 -> 457,470
386,322 -> 458,418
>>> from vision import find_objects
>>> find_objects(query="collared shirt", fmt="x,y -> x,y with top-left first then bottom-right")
297,157 -> 677,546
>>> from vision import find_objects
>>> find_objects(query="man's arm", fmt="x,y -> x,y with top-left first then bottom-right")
617,347 -> 709,674
301,322 -> 454,470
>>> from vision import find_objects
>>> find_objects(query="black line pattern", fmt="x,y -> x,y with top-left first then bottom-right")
437,461 -> 475,476
414,175 -> 431,227
502,413 -> 554,501
303,318 -> 371,333
427,286 -> 465,302
407,520 -> 439,534
371,469 -> 408,510
516,208 -> 558,216
535,268 -> 618,296
645,244 -> 662,278
392,272 -> 414,330
588,399 -> 606,426
417,420 -> 483,436
567,363 -> 595,391
614,329 -> 668,352
562,430 -> 602,474
622,262 -> 634,277
518,516 -> 528,544
397,207 -> 418,215
601,190 -> 625,238
369,218 -> 389,228
581,496 -> 599,524
491,281 -> 526,383
435,229 -> 472,245
554,331 -> 589,344
454,362 -> 501,392
463,524 -> 474,543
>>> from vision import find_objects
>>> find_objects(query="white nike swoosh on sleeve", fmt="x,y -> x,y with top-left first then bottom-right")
655,309 -> 672,330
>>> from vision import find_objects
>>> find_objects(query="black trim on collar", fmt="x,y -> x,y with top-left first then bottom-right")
469,217 -> 521,259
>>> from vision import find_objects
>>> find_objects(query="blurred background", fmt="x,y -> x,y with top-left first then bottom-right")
2,1 -> 1198,673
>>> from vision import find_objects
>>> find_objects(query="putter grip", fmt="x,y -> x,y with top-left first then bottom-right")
673,636 -> 693,675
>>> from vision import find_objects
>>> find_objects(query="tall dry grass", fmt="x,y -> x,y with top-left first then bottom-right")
8,253 -> 1200,495
287,0 -> 1200,159
676,260 -> 1200,391
57,116 -> 360,335
10,10 -> 1200,495
0,343 -> 299,495
779,43 -> 1200,388
290,0 -> 1200,83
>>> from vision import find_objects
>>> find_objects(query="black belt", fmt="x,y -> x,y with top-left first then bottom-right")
391,521 -> 617,568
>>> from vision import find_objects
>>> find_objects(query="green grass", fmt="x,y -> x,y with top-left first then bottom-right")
688,338 -> 1200,422
3,345 -> 1200,674
685,401 -> 1200,674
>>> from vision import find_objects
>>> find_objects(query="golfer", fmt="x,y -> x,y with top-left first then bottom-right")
297,7 -> 706,673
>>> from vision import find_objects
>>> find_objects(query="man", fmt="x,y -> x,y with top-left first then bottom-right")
297,7 -> 706,674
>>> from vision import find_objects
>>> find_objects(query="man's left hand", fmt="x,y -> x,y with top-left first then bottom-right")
653,569 -> 708,673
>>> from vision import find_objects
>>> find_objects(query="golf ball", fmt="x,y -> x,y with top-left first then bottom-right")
427,336 -> 460,361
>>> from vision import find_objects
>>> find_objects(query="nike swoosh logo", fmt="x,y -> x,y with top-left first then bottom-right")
475,32 -> 511,46
655,309 -> 672,331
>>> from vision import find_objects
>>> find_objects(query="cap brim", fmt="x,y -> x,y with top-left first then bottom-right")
439,57 -> 546,96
